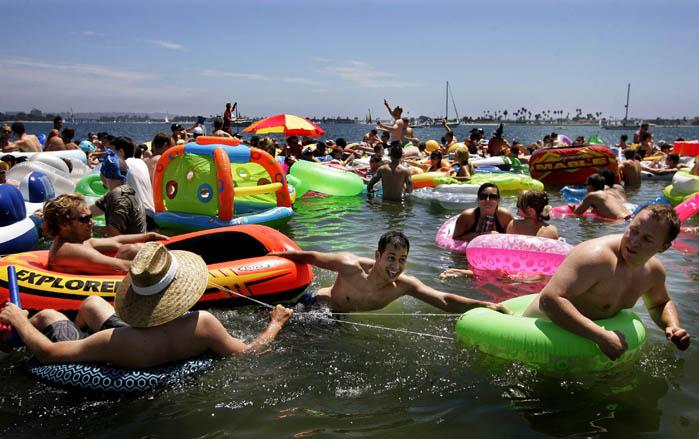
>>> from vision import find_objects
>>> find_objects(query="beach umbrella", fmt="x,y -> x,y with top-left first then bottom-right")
242,114 -> 325,137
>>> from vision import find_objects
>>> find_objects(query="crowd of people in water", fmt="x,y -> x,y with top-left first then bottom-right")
0,100 -> 694,373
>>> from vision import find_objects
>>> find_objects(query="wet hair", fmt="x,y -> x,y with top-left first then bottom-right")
378,231 -> 410,254
373,143 -> 384,154
112,136 -> 136,158
430,150 -> 443,161
640,123 -> 649,129
249,136 -> 260,147
445,132 -> 454,140
287,136 -> 299,144
389,144 -> 403,160
586,173 -> 606,191
638,204 -> 680,244
43,193 -> 87,237
61,128 -> 75,141
335,138 -> 347,148
477,183 -> 500,201
370,129 -> 378,135
623,148 -> 636,159
517,190 -> 551,220
134,144 -> 148,159
417,141 -> 426,151
641,132 -> 652,142
53,115 -> 63,124
151,132 -> 171,153
620,134 -> 628,142
213,117 -> 224,130
10,122 -> 25,135
369,154 -> 383,164
599,169 -> 616,187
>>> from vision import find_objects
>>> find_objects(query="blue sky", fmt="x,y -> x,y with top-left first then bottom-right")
2,0 -> 697,119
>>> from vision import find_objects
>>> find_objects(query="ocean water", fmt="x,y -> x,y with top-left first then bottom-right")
0,122 -> 697,438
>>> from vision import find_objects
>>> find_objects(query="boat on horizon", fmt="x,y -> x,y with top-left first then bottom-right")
601,83 -> 637,130
431,81 -> 460,127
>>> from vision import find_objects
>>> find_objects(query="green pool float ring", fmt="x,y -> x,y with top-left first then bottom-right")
663,184 -> 695,207
455,294 -> 646,373
75,174 -> 107,228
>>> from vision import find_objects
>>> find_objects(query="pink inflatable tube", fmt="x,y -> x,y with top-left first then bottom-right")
550,204 -> 636,222
435,215 -> 468,253
467,234 -> 574,276
674,193 -> 699,223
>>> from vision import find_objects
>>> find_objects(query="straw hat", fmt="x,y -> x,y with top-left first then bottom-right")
115,242 -> 208,328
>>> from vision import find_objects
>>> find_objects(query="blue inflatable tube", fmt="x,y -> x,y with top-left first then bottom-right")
26,355 -> 215,393
0,217 -> 39,255
631,196 -> 671,217
155,206 -> 293,232
560,185 -> 587,204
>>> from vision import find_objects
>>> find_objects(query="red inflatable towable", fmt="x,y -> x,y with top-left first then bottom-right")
529,145 -> 619,186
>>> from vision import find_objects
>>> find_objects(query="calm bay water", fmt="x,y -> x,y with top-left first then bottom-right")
0,122 -> 697,438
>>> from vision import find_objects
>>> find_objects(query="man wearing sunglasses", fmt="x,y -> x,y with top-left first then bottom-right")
43,193 -> 166,274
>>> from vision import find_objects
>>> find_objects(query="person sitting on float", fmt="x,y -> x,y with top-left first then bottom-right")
569,174 -> 631,220
90,150 -> 147,236
449,145 -> 472,179
44,193 -> 166,274
642,153 -> 687,175
452,183 -> 514,242
506,190 -> 558,239
0,242 -> 294,367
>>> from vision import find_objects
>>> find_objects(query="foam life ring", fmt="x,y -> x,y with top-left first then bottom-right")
455,294 -> 646,373
466,234 -> 573,276
26,355 -> 215,393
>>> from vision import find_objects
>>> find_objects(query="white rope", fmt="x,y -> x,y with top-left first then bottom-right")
208,282 -> 454,341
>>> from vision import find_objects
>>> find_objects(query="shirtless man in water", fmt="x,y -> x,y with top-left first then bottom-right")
524,204 -> 690,360
271,231 -> 511,314
570,173 -> 630,220
620,148 -> 642,188
43,193 -> 166,274
10,122 -> 41,152
367,144 -> 413,201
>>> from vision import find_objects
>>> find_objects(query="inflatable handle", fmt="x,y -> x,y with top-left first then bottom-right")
7,266 -> 21,308
675,193 -> 699,223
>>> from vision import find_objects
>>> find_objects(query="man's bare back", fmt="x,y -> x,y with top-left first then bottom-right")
369,163 -> 413,201
573,190 -> 630,219
621,160 -> 642,187
15,135 -> 42,152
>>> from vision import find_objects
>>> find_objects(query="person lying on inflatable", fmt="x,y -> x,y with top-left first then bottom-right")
270,230 -> 511,314
44,193 -> 166,274
523,204 -> 690,360
0,242 -> 294,368
569,174 -> 631,220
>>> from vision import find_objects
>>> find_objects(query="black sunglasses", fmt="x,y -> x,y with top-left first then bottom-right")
72,213 -> 93,224
478,193 -> 499,201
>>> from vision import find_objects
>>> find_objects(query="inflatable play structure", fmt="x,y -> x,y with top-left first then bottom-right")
153,138 -> 293,231
0,185 -> 40,255
455,294 -> 646,373
529,146 -> 619,186
0,225 -> 313,311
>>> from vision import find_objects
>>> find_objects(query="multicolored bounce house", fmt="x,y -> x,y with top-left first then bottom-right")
529,145 -> 619,186
153,137 -> 293,231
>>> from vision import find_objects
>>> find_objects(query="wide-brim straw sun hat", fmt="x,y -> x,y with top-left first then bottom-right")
115,241 -> 208,328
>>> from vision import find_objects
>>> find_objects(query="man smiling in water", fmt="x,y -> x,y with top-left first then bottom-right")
270,231 -> 510,314
524,204 -> 690,360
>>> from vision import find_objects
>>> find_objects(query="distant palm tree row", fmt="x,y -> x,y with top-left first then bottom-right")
473,107 -> 604,123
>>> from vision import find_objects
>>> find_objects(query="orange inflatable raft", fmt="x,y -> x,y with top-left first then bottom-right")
0,225 -> 313,312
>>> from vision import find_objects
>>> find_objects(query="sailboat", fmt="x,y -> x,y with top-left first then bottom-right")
164,112 -> 169,123
601,83 -> 636,130
431,81 -> 461,127
365,109 -> 372,124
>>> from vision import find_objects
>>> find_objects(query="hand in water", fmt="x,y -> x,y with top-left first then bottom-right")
598,330 -> 628,360
270,305 -> 293,326
665,326 -> 690,350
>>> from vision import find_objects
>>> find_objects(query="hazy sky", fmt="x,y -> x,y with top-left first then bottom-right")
2,0 -> 697,119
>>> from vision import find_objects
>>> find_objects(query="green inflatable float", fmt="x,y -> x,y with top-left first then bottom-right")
75,174 -> 107,228
455,294 -> 646,373
289,160 -> 364,196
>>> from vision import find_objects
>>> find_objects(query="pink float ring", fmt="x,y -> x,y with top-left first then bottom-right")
466,233 -> 573,276
435,215 -> 469,253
